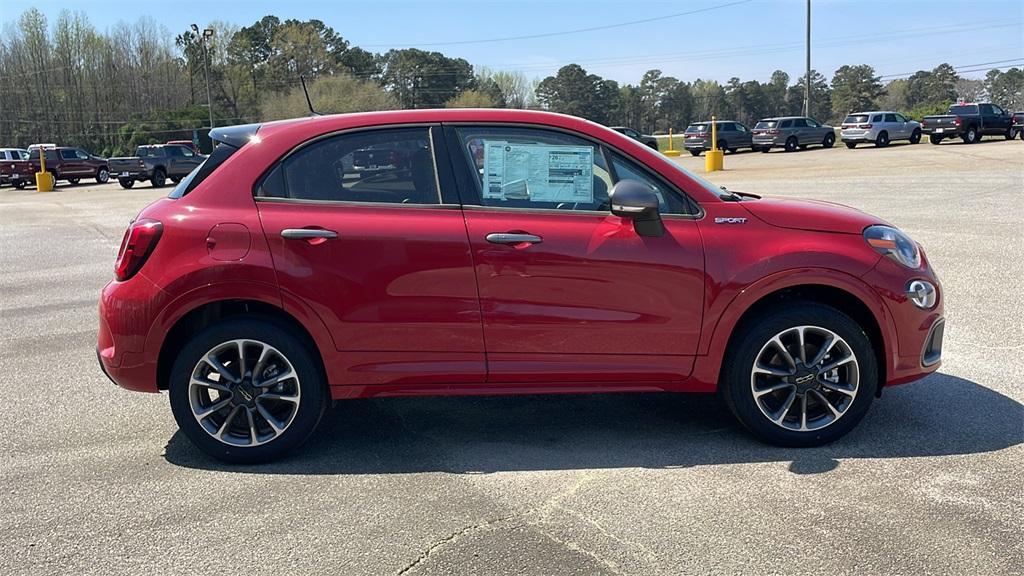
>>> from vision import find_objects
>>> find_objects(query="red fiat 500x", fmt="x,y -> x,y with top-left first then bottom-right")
97,109 -> 944,463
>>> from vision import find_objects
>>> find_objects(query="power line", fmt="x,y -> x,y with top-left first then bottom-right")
361,0 -> 754,47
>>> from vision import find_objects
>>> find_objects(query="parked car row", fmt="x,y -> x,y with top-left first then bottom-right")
649,102 -> 1021,158
0,141 -> 206,189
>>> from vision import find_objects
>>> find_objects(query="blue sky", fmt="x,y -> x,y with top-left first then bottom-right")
5,0 -> 1023,84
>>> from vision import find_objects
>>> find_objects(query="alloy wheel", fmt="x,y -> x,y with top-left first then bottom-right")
750,325 -> 859,432
188,339 -> 301,446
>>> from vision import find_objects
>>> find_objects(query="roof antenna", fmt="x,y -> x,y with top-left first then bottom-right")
300,76 -> 320,116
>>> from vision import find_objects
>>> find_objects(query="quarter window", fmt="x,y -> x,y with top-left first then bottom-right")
257,128 -> 440,205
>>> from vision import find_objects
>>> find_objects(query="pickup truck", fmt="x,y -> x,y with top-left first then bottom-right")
28,146 -> 110,185
0,148 -> 34,189
109,144 -> 205,188
921,102 -> 1014,144
1012,111 -> 1024,140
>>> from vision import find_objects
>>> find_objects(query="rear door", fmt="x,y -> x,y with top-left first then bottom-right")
255,125 -> 486,387
734,122 -> 753,148
445,124 -> 704,384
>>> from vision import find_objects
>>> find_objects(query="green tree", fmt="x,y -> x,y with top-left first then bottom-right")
725,77 -> 768,126
446,89 -> 497,108
984,67 -> 1024,111
786,70 -> 831,121
906,63 -> 959,108
764,70 -> 789,116
691,79 -> 730,121
535,64 -> 618,124
380,48 -> 475,108
830,64 -> 884,116
260,73 -> 396,120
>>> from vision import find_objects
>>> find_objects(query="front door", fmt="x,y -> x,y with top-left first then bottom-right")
445,124 -> 705,384
255,125 -> 485,386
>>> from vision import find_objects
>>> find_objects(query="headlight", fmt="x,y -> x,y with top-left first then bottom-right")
864,225 -> 921,269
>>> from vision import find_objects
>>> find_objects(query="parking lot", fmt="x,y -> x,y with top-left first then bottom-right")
1,139 -> 1021,575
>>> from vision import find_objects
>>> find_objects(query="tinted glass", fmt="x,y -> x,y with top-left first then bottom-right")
780,120 -> 794,128
806,118 -> 820,127
844,115 -> 869,123
454,126 -> 611,211
609,153 -> 689,215
895,113 -> 907,122
884,114 -> 898,122
991,104 -> 1004,115
167,146 -> 185,157
685,124 -> 708,133
755,120 -> 778,129
60,149 -> 77,159
949,105 -> 979,115
169,142 -> 239,199
136,147 -> 161,158
262,128 -> 438,205
76,150 -> 89,159
791,119 -> 807,128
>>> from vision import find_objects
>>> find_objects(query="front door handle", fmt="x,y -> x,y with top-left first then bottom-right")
485,232 -> 542,245
281,228 -> 338,240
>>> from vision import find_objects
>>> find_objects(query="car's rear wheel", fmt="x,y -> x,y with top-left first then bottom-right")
760,147 -> 771,153
929,134 -> 943,145
96,167 -> 109,183
962,126 -> 979,144
118,178 -> 135,189
1005,127 -> 1015,140
845,141 -> 857,149
171,175 -> 182,184
875,131 -> 889,147
14,179 -> 27,189
717,140 -> 727,153
151,168 -> 166,188
784,137 -> 798,152
909,129 -> 921,144
721,302 -> 877,447
689,150 -> 701,157
822,132 -> 835,148
67,177 -> 80,185
168,317 -> 328,463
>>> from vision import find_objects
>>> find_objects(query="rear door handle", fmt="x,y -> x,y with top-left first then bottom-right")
281,228 -> 338,240
485,233 -> 542,245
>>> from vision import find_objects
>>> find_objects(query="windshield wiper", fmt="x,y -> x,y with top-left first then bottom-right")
720,186 -> 760,201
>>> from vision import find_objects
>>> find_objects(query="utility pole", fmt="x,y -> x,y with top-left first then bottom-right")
192,24 -> 215,131
803,0 -> 811,117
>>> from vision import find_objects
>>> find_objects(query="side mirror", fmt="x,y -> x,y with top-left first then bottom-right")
609,180 -> 664,237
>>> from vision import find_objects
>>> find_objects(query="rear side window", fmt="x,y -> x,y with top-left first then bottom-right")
169,142 -> 239,199
257,128 -> 439,205
792,119 -> 808,128
884,114 -> 898,122
60,149 -> 77,159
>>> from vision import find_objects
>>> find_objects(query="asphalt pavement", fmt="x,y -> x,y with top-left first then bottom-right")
1,137 -> 1021,575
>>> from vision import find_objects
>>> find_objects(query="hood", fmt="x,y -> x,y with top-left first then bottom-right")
740,197 -> 888,234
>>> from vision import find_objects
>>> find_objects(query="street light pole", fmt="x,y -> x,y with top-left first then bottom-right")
192,24 -> 215,131
804,0 -> 811,117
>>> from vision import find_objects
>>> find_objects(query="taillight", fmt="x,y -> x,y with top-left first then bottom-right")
114,218 -> 162,281
858,124 -> 872,129
954,117 -> 962,126
767,129 -> 780,135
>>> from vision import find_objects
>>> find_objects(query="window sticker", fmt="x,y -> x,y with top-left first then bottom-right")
482,141 -> 594,203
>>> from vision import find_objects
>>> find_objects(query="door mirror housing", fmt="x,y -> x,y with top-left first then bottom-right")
609,180 -> 664,237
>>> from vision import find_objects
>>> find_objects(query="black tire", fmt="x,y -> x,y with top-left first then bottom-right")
728,148 -> 738,154
689,150 -> 701,157
845,141 -> 857,149
170,175 -> 182,184
168,316 -> 329,464
721,302 -> 878,447
1005,127 -> 1015,140
822,132 -> 835,148
909,129 -> 921,144
67,177 -> 80,185
1020,128 -> 1024,141
875,131 -> 889,147
717,140 -> 727,153
118,178 -> 135,189
96,167 -> 110,184
760,147 -> 771,153
962,126 -> 979,144
14,179 -> 27,189
151,168 -> 166,188
784,137 -> 798,152
929,134 -> 943,145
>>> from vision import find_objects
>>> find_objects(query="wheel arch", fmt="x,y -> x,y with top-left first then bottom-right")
156,299 -> 324,391
691,271 -> 896,395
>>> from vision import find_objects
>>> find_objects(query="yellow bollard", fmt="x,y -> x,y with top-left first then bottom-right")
663,128 -> 681,157
35,147 -> 54,192
705,115 -> 724,172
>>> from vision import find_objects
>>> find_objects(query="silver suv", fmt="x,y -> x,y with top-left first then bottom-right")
751,116 -> 835,152
840,111 -> 921,148
683,121 -> 753,156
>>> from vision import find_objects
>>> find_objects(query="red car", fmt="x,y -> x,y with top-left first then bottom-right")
97,109 -> 944,463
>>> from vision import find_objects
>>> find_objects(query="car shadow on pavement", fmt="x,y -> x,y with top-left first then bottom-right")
164,372 -> 1022,475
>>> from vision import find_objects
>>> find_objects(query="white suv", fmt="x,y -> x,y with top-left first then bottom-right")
840,111 -> 921,148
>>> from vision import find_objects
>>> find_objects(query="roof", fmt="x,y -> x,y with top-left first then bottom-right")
759,116 -> 808,121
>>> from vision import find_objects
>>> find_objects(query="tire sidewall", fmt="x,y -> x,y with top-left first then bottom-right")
168,316 -> 328,464
722,303 -> 878,447
785,137 -> 798,152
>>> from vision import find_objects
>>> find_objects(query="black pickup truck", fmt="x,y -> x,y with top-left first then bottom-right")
108,144 -> 205,188
921,102 -> 1014,144
1013,111 -> 1024,140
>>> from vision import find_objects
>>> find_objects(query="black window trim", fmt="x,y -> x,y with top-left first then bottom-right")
251,123 -> 461,209
441,122 -> 703,220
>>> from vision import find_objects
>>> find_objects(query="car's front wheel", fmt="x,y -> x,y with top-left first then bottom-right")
784,137 -> 798,152
721,303 -> 877,447
168,317 -> 328,463
909,129 -> 921,144
96,167 -> 110,183
822,132 -> 835,148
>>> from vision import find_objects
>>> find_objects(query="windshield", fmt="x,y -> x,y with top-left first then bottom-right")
685,124 -> 708,133
844,115 -> 869,124
754,120 -> 778,129
949,105 -> 978,115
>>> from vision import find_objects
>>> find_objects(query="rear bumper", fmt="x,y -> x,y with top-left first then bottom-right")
921,127 -> 960,136
752,137 -> 782,148
97,275 -> 168,393
840,129 -> 876,142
